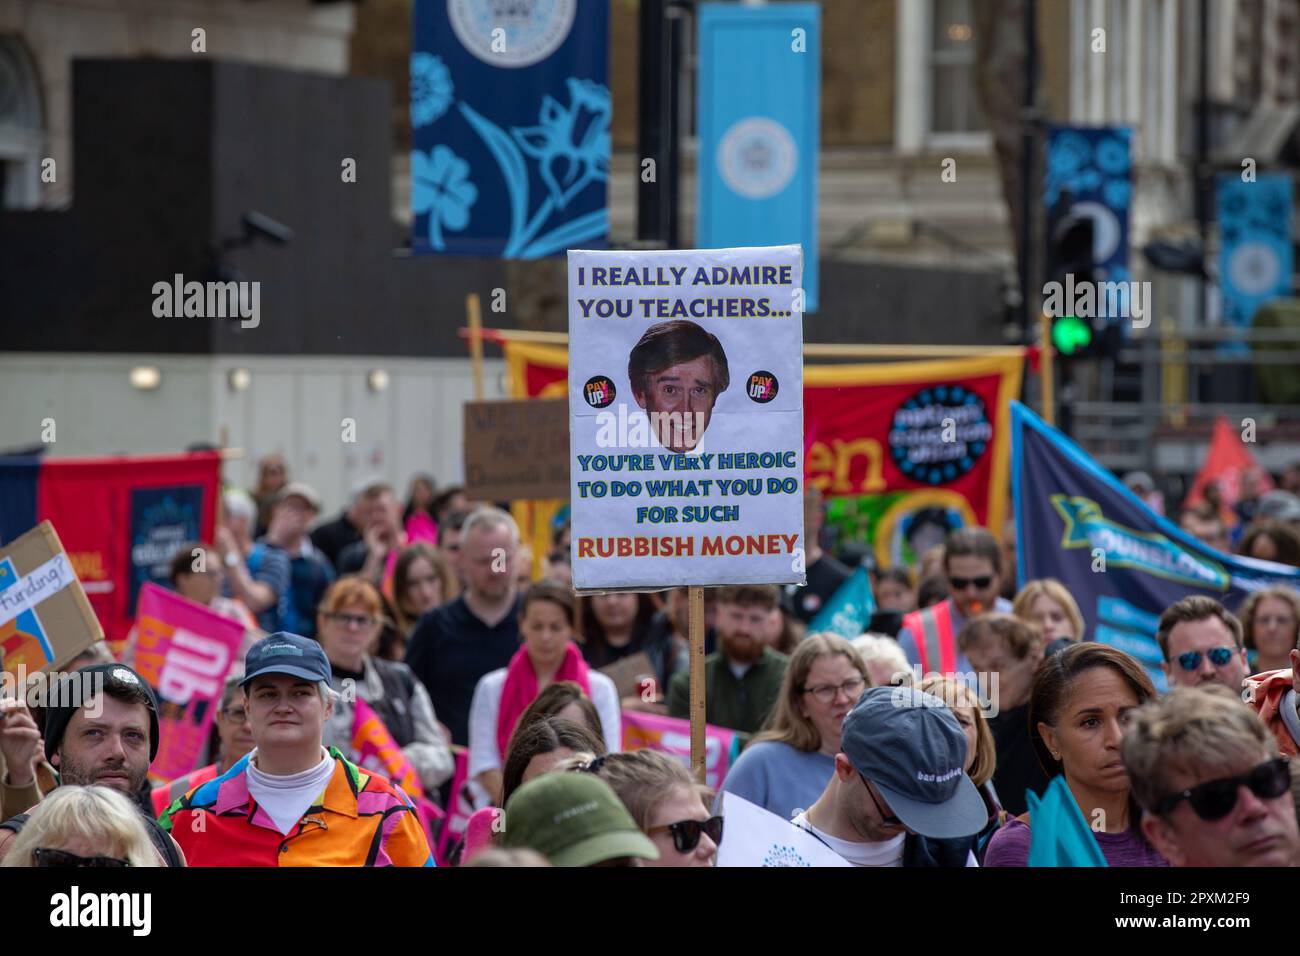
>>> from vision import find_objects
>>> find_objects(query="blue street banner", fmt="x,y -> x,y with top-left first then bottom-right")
697,3 -> 820,311
1044,126 -> 1132,307
410,0 -> 609,257
1011,401 -> 1300,692
1218,173 -> 1294,329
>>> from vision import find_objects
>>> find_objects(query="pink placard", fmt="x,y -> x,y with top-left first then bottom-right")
132,583 -> 245,783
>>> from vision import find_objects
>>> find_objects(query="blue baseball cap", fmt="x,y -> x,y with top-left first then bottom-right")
240,632 -> 331,688
840,685 -> 988,840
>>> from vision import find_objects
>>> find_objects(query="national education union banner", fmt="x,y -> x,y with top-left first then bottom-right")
1011,401 -> 1300,691
805,354 -> 1024,571
410,0 -> 609,257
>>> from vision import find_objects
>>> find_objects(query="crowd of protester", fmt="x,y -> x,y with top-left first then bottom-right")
2,455 -> 1300,868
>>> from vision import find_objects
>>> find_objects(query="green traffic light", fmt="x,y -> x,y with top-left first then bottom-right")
1053,315 -> 1092,356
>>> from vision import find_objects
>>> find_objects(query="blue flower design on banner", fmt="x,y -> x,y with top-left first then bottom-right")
411,145 -> 477,249
512,78 -> 611,210
1047,131 -> 1092,176
409,0 -> 608,257
410,53 -> 454,128
458,77 -> 610,258
1095,135 -> 1129,174
1102,177 -> 1131,210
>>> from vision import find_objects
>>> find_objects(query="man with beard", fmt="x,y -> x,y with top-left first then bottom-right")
0,663 -> 185,866
794,686 -> 986,866
667,585 -> 787,735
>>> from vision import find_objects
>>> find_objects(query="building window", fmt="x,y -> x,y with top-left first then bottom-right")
930,0 -> 985,134
0,37 -> 44,210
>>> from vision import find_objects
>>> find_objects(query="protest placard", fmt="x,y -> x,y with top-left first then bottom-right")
598,651 -> 657,701
715,792 -> 851,867
0,521 -> 102,688
567,245 -> 806,591
131,582 -> 245,783
463,398 -> 569,501
621,710 -> 740,792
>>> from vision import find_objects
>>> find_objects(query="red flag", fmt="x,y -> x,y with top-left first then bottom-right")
1184,416 -> 1274,518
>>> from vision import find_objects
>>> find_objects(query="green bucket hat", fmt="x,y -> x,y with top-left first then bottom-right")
501,773 -> 659,867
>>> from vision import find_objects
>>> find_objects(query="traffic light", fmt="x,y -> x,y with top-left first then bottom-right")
1044,211 -> 1118,361
1051,314 -> 1093,357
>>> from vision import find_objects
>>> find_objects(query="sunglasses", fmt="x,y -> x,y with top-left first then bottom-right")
34,847 -> 130,868
1155,758 -> 1292,820
949,576 -> 992,591
1175,647 -> 1236,671
647,815 -> 724,854
861,773 -> 902,826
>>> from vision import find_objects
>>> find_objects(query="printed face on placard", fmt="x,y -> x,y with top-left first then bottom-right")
633,356 -> 719,453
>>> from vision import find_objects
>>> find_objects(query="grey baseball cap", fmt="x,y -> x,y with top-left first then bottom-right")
839,685 -> 987,840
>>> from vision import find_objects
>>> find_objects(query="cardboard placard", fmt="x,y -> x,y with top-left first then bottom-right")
464,398 -> 570,501
597,651 -> 657,700
0,521 -> 103,685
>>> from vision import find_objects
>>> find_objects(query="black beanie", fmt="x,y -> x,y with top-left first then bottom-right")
43,663 -> 161,763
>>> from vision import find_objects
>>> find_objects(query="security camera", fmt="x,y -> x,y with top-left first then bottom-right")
242,211 -> 294,245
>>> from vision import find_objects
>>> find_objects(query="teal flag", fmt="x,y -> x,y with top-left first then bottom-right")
1026,775 -> 1108,867
808,565 -> 876,638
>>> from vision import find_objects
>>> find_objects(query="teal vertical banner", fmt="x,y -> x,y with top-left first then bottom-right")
697,3 -> 820,311
1218,173 -> 1294,329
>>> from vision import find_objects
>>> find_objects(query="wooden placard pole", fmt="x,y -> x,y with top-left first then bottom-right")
467,293 -> 485,401
688,584 -> 706,784
1038,310 -> 1055,427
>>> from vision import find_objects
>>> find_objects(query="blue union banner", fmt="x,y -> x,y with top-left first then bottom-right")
410,0 -> 609,257
1011,401 -> 1300,691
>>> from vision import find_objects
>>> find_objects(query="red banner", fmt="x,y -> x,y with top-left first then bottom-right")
804,356 -> 1023,567
35,452 -> 221,646
503,343 -> 1024,568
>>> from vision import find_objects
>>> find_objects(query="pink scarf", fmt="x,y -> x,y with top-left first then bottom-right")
496,642 -> 591,759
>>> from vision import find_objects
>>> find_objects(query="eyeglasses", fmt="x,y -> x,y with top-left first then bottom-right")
1155,758 -> 1292,820
326,612 -> 377,631
860,774 -> 902,826
647,815 -> 724,854
1254,615 -> 1297,629
801,676 -> 867,704
222,706 -> 249,723
34,848 -> 130,868
949,576 -> 992,591
1175,647 -> 1236,671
